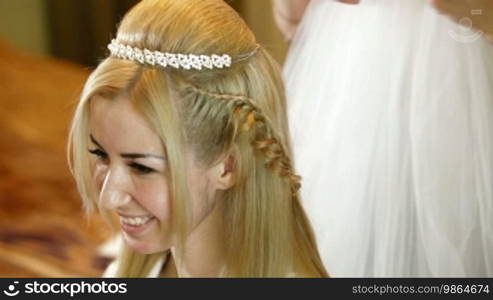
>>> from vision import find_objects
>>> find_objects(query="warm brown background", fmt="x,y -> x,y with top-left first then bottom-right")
0,40 -> 110,277
0,0 -> 287,277
0,0 -> 288,65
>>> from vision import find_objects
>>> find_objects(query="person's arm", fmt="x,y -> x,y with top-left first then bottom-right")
272,0 -> 361,41
431,0 -> 493,40
272,0 -> 311,41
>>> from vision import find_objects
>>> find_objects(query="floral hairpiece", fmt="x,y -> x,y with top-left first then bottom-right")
107,39 -> 257,70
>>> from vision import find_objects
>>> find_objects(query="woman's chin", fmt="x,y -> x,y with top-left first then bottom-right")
123,235 -> 170,255
123,235 -> 160,254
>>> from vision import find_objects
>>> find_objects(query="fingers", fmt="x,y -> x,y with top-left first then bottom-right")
338,0 -> 361,4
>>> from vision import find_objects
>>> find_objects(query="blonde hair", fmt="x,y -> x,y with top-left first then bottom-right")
68,0 -> 327,277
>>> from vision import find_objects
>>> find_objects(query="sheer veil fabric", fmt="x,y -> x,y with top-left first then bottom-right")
284,0 -> 493,276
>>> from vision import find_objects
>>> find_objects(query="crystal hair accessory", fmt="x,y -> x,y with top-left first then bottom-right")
107,39 -> 258,70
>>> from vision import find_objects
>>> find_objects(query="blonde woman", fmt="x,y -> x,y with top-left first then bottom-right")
68,0 -> 328,278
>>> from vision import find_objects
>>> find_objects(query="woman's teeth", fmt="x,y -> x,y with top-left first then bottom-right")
120,215 -> 154,226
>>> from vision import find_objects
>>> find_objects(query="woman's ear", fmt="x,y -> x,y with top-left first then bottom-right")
208,154 -> 236,191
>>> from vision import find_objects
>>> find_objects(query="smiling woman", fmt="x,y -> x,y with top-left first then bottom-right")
67,0 -> 327,277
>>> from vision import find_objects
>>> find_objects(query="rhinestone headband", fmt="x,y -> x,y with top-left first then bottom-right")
107,39 -> 257,70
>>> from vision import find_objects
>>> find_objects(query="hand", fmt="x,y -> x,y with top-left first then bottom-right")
273,0 -> 361,41
272,0 -> 310,41
431,0 -> 493,38
339,0 -> 360,4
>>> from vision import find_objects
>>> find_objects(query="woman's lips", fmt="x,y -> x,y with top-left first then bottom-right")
120,216 -> 156,235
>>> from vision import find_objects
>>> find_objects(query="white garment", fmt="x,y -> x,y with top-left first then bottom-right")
285,0 -> 493,277
102,254 -> 166,278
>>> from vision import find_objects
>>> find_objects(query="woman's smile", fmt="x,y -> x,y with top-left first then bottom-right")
119,214 -> 157,236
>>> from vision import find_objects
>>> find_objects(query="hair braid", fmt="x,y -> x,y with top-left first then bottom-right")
184,85 -> 301,194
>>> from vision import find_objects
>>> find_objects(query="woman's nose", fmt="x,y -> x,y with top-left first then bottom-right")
99,167 -> 132,210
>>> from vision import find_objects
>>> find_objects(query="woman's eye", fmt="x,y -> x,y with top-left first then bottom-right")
88,148 -> 108,161
129,163 -> 155,174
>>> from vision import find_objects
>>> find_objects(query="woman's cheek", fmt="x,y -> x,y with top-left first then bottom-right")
93,162 -> 108,192
139,180 -> 172,221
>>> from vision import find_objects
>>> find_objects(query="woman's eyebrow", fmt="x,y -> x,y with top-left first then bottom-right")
90,134 -> 105,150
120,153 -> 165,160
90,134 -> 165,160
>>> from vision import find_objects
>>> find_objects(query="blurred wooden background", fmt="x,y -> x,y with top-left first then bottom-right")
0,40 -> 111,277
0,0 -> 287,277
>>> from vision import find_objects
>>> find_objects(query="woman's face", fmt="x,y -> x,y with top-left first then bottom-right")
88,95 -> 215,254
